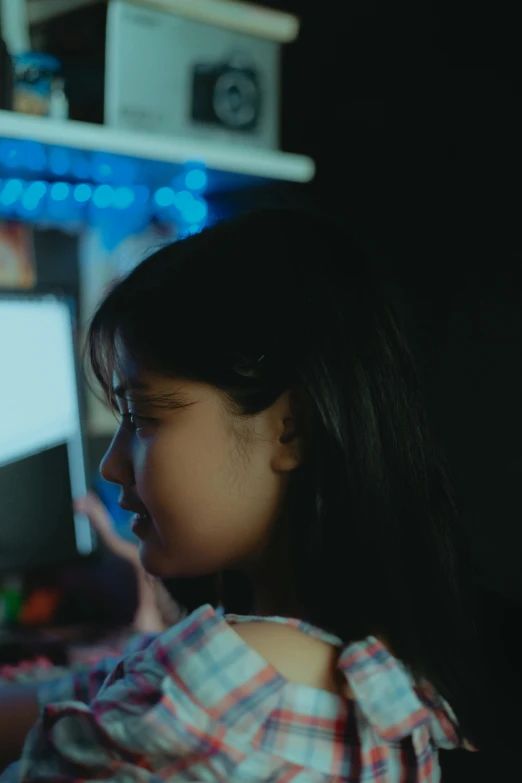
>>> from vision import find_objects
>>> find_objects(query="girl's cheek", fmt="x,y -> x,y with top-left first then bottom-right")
134,434 -> 169,479
131,439 -> 150,474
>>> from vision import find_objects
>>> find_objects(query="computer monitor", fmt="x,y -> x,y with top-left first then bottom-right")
0,293 -> 96,573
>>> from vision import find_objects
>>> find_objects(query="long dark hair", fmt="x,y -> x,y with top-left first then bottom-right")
87,209 -> 488,749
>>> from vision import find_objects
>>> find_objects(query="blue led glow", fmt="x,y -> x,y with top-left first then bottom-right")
49,148 -> 71,176
154,187 -> 176,208
135,185 -> 150,204
74,183 -> 92,203
181,198 -> 208,224
71,155 -> 91,180
0,179 -> 24,206
111,159 -> 135,184
173,190 -> 193,210
96,162 -> 112,180
24,142 -> 46,172
185,169 -> 207,191
0,141 -> 19,168
93,184 -> 114,209
113,187 -> 135,209
50,182 -> 70,201
21,181 -> 47,211
0,173 -> 208,233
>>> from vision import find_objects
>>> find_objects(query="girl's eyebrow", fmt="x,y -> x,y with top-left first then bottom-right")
112,379 -> 149,398
112,380 -> 193,410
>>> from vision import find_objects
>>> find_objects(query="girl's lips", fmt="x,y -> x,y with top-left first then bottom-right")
119,499 -> 149,515
131,513 -> 152,539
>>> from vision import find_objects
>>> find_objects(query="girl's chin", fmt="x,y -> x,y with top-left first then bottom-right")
138,547 -> 209,582
138,547 -> 169,578
138,538 -> 181,579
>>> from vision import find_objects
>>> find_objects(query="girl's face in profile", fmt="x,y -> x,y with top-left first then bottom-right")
100,349 -> 302,579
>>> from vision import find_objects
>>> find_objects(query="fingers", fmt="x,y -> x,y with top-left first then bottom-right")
74,492 -> 140,564
74,492 -> 115,538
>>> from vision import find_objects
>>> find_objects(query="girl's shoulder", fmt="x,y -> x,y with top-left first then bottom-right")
225,611 -> 466,751
230,619 -> 353,697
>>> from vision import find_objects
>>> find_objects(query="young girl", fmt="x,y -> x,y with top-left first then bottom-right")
3,209 -> 486,781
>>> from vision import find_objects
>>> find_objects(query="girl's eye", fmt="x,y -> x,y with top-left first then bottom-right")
120,412 -> 153,432
131,413 -> 150,430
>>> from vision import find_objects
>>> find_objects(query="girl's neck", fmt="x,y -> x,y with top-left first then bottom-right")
249,552 -> 308,620
251,586 -> 307,620
252,519 -> 309,619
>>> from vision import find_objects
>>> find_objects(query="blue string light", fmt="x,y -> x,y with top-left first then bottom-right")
154,187 -> 176,208
185,169 -> 207,192
93,184 -> 114,209
0,179 -> 24,206
113,186 -> 135,209
50,182 -> 70,201
0,173 -> 208,232
21,181 -> 47,211
49,148 -> 71,176
73,183 -> 92,203
173,190 -> 193,210
181,198 -> 207,224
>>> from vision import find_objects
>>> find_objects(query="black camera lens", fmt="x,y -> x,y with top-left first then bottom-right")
213,71 -> 259,128
191,57 -> 261,132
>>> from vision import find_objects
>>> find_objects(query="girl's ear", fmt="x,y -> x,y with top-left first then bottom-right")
285,384 -> 314,455
274,388 -> 307,471
280,416 -> 298,444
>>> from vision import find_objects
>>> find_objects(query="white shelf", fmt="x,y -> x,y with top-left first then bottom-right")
27,0 -> 300,43
27,1 -> 105,26
0,111 -> 315,189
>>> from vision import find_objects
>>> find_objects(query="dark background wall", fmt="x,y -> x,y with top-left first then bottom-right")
266,0 -> 522,604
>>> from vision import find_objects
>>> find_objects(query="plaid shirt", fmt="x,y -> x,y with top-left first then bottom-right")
1,604 -> 471,782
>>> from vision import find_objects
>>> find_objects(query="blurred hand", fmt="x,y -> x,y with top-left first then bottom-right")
73,492 -> 171,634
74,492 -> 140,564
